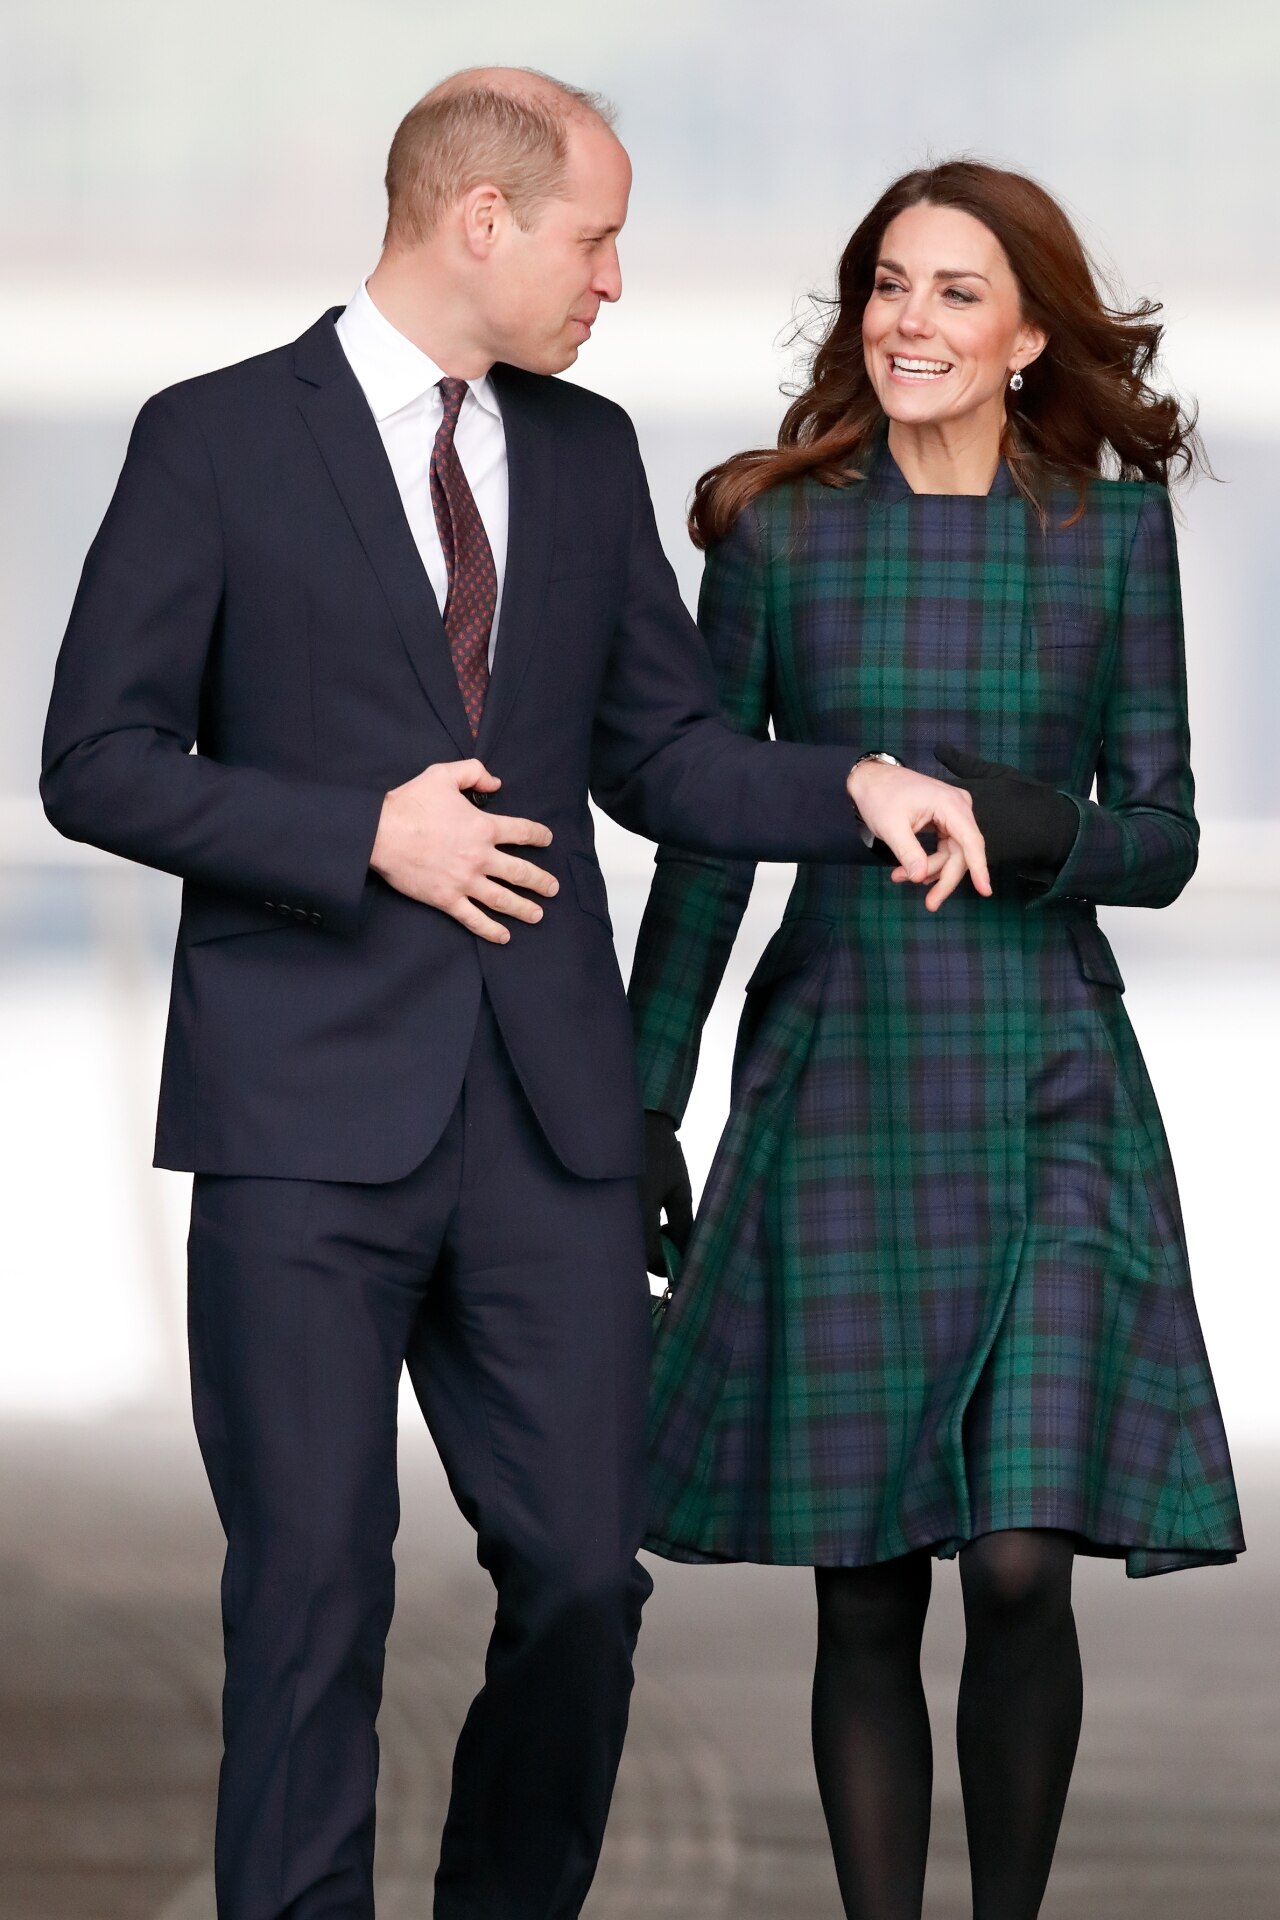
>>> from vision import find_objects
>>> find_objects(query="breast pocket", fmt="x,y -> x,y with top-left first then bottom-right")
1028,618 -> 1106,651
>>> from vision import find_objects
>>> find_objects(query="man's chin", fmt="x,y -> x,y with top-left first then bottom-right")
499,343 -> 579,376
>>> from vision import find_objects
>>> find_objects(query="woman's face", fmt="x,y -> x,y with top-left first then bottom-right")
861,202 -> 1046,429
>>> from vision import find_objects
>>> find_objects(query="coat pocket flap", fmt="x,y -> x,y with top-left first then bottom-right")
570,853 -> 613,931
1069,920 -> 1125,992
744,916 -> 833,994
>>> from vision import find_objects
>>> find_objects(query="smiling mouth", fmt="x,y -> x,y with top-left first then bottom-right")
889,355 -> 953,381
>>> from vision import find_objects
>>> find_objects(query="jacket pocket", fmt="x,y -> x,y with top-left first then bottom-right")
732,916 -> 834,1108
570,853 -> 613,932
1069,919 -> 1125,992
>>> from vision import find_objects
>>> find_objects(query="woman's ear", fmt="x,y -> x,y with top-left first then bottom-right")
1013,321 -> 1049,374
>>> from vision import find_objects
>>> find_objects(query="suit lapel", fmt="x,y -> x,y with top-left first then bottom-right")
293,311 -> 474,756
475,365 -> 556,760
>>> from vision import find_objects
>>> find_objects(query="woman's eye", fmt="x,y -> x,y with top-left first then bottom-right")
874,279 -> 903,295
944,286 -> 978,304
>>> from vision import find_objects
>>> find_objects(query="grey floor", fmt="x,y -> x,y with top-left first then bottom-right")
2,1415 -> 1276,1920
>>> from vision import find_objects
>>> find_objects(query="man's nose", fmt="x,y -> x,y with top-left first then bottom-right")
594,245 -> 622,303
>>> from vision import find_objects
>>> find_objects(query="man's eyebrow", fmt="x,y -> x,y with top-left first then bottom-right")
876,256 -> 991,284
579,223 -> 621,238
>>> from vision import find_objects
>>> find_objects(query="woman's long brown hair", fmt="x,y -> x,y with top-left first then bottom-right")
690,160 -> 1204,547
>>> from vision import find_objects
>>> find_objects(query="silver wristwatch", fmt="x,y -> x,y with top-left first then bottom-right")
850,752 -> 903,846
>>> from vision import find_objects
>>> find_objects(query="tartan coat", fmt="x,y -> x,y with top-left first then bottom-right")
628,440 -> 1244,1578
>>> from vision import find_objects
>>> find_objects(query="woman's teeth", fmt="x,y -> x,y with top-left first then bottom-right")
890,356 -> 952,380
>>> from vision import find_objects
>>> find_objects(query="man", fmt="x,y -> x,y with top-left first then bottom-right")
41,68 -> 988,1920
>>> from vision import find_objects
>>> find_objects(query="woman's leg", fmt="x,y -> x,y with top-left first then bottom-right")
956,1529 -> 1083,1920
812,1552 -> 934,1920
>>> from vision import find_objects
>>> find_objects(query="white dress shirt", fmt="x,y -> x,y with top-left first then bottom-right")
334,278 -> 508,665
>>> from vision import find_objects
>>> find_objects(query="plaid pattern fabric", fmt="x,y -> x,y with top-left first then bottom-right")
629,443 -> 1243,1578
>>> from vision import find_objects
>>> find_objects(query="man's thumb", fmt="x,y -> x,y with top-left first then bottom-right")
885,828 -> 928,883
456,759 -> 502,792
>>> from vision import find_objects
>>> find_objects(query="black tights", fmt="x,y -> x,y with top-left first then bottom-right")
811,1531 -> 1082,1920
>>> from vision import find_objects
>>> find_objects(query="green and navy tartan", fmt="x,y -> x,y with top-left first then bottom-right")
629,440 -> 1244,1578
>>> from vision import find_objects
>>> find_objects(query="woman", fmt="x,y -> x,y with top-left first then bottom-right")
630,161 -> 1244,1920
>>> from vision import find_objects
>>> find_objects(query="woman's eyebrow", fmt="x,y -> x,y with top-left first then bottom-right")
875,257 -> 991,284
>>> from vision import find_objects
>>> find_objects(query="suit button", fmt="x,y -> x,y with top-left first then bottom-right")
309,912 -> 322,925
467,789 -> 490,810
292,907 -> 308,921
264,900 -> 276,910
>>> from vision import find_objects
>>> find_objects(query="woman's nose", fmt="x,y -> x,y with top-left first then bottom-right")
898,302 -> 933,337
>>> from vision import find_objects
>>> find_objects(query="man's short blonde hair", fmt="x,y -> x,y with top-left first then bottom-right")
384,69 -> 616,249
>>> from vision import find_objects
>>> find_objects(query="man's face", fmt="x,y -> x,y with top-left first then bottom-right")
480,118 -> 630,374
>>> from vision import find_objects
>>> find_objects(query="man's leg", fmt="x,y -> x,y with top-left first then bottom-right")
407,1001 -> 653,1920
188,1138 -> 460,1920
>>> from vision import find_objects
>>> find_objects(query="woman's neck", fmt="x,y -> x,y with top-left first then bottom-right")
887,407 -> 1005,496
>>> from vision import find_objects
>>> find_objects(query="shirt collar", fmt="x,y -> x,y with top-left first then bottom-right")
337,278 -> 501,425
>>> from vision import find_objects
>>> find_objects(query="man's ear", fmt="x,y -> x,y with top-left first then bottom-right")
459,182 -> 508,259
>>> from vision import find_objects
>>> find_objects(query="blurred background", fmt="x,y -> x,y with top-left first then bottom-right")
2,2 -> 1277,1916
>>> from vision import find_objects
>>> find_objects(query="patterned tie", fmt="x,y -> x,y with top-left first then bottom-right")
430,375 -> 495,736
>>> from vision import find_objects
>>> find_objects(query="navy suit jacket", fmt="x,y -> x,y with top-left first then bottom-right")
42,310 -> 869,1181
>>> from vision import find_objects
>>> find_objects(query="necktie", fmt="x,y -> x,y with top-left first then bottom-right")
430,376 -> 495,737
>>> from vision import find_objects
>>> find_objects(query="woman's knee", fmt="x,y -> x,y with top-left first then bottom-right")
959,1529 -> 1075,1625
815,1553 -> 932,1655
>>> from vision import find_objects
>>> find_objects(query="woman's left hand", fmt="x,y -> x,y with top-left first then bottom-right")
933,744 -> 1078,873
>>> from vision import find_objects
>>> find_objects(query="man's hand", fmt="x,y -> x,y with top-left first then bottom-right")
848,759 -> 993,911
370,759 -> 558,944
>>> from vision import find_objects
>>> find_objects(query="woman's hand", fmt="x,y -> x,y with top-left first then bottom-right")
640,1112 -> 693,1278
933,744 -> 1078,874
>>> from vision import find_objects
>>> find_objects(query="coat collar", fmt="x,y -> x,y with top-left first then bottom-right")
862,425 -> 1015,503
292,312 -> 555,761
476,363 -> 555,760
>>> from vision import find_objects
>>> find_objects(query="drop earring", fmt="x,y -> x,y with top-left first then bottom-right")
1009,370 -> 1025,392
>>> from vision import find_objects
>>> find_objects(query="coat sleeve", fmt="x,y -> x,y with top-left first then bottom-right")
1038,487 -> 1199,910
40,391 -> 384,935
626,505 -> 777,1122
589,423 -> 870,862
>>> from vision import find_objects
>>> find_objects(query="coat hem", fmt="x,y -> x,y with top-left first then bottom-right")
642,1520 -> 1244,1580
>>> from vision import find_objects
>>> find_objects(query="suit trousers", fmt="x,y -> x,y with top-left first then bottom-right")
187,997 -> 654,1920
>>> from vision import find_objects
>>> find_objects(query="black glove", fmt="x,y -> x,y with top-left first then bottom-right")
640,1111 -> 693,1278
933,744 -> 1077,876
